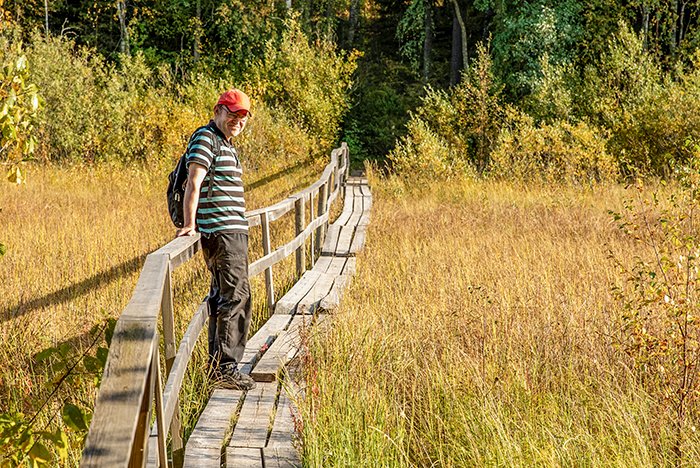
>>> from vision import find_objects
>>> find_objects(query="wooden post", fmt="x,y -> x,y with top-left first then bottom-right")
261,211 -> 275,311
130,344 -> 156,468
294,197 -> 306,279
153,348 -> 168,468
309,193 -> 315,267
316,182 -> 328,253
161,263 -> 183,467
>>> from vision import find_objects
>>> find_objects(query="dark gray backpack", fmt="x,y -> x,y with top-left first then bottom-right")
166,124 -> 220,228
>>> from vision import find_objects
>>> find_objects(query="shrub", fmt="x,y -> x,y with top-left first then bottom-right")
388,118 -> 470,180
250,16 -> 358,153
489,116 -> 618,184
609,164 -> 700,459
388,43 -> 506,179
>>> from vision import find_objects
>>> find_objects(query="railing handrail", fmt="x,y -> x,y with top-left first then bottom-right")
81,143 -> 350,467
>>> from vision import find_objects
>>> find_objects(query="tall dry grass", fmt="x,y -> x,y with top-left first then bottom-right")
302,175 -> 700,466
0,149 -> 327,462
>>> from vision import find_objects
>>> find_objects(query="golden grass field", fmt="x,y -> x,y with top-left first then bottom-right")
302,174 -> 700,466
0,154 -> 326,463
2,159 -> 700,466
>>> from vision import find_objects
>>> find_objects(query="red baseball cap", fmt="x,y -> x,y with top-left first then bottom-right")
216,89 -> 252,116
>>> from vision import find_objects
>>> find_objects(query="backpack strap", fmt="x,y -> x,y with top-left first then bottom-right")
205,124 -> 221,200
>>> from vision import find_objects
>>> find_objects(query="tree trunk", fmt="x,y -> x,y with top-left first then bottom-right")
450,0 -> 468,79
422,0 -> 432,84
117,1 -> 130,56
44,0 -> 49,35
348,0 -> 360,47
670,0 -> 678,54
643,7 -> 650,50
679,1 -> 687,44
194,0 -> 201,63
450,16 -> 462,86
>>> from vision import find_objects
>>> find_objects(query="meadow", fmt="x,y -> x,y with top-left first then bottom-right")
0,152 -> 327,464
302,174 -> 700,466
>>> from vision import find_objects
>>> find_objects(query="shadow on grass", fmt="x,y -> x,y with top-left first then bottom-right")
245,156 -> 316,192
1,253 -> 148,324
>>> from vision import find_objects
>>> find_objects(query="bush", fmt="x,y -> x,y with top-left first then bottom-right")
489,116 -> 618,184
20,29 -> 344,167
388,118 -> 470,180
388,43 -> 506,179
250,16 -> 358,154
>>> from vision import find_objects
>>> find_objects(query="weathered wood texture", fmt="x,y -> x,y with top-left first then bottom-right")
239,314 -> 293,375
225,447 -> 263,467
251,317 -> 307,382
82,254 -> 167,467
229,382 -> 278,448
263,447 -> 301,468
184,389 -> 243,467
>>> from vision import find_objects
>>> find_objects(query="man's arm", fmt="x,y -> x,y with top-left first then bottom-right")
176,163 -> 207,237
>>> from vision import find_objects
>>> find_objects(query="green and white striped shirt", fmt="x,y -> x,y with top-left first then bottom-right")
186,121 -> 248,235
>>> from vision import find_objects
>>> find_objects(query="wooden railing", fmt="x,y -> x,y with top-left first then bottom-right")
80,144 -> 350,467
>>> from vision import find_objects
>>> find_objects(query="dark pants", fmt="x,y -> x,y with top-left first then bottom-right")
200,231 -> 252,368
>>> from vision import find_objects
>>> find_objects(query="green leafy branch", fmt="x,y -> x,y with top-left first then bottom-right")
0,318 -> 116,467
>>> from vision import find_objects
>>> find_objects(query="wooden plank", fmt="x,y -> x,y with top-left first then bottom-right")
333,188 -> 356,226
239,315 -> 293,375
320,224 -> 341,256
324,257 -> 348,277
342,257 -> 357,276
229,382 -> 278,448
319,275 -> 350,311
334,224 -> 356,257
251,318 -> 307,382
267,381 -> 301,448
273,271 -> 322,315
296,273 -> 336,315
152,235 -> 201,271
184,389 -> 243,467
225,447 -> 263,467
263,447 -> 301,468
81,318 -> 157,466
312,255 -> 333,273
349,224 -> 368,254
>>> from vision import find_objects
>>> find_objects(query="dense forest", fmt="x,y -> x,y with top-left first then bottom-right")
3,1 -> 700,178
4,2 -> 700,466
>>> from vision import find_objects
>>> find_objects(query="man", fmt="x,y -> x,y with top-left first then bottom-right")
176,89 -> 255,391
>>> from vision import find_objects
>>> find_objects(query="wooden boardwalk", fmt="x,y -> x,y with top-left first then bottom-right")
183,176 -> 371,467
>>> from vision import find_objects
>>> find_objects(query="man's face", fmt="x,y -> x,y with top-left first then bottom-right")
215,105 -> 249,138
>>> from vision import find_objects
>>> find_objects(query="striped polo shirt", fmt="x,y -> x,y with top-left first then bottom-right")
186,121 -> 248,235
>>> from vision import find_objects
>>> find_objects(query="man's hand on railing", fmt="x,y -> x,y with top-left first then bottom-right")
176,225 -> 197,237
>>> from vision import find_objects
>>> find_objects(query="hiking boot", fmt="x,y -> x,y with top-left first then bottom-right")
213,364 -> 256,391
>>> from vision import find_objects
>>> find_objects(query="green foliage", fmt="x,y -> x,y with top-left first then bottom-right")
0,318 -> 114,466
396,0 -> 426,73
583,23 -> 700,176
489,116 -> 618,184
479,0 -> 584,98
389,117 -> 469,180
0,27 -> 41,182
609,166 -> 700,458
251,16 -> 358,153
388,43 -> 505,178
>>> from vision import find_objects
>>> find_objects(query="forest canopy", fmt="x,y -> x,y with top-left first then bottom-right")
2,0 -> 700,179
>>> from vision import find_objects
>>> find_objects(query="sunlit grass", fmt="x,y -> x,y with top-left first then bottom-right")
302,174 -> 700,466
0,152 -> 327,463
